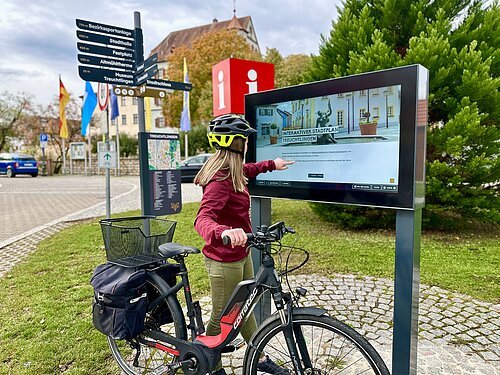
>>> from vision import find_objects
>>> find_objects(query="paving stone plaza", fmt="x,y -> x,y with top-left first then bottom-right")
0,176 -> 498,374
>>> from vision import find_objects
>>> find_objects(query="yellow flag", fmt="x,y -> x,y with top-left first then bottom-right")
145,97 -> 152,131
59,78 -> 70,138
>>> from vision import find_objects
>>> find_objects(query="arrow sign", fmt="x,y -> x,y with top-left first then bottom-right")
136,53 -> 158,73
104,153 -> 111,160
76,19 -> 133,39
145,78 -> 192,92
135,66 -> 158,86
76,30 -> 134,50
77,42 -> 134,61
79,66 -> 135,85
78,54 -> 134,71
136,85 -> 172,98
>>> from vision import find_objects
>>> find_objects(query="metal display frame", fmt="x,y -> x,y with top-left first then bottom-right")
249,65 -> 429,375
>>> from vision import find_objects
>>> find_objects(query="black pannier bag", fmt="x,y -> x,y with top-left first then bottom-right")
91,263 -> 147,340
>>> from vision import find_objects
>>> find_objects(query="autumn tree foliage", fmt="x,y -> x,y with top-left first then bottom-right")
163,29 -> 261,127
264,48 -> 312,88
307,0 -> 500,227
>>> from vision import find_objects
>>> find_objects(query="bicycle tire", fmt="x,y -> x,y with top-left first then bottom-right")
243,313 -> 389,375
108,272 -> 187,374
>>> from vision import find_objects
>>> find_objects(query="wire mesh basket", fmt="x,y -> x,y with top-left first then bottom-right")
100,216 -> 176,267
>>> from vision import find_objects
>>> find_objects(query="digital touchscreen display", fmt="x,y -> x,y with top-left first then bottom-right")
253,85 -> 401,193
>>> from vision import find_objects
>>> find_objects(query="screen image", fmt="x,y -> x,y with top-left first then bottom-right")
254,85 -> 401,193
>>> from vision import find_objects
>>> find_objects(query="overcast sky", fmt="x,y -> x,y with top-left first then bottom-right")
0,0 -> 340,105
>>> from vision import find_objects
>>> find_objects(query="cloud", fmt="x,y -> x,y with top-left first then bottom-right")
0,0 -> 340,104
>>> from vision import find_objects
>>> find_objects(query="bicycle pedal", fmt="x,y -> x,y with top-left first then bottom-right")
221,337 -> 246,353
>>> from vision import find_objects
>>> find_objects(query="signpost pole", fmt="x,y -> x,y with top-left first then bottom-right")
250,197 -> 272,324
105,107 -> 111,219
134,12 -> 147,216
392,209 -> 421,375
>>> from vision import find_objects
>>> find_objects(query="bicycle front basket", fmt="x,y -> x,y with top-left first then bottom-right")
100,216 -> 176,267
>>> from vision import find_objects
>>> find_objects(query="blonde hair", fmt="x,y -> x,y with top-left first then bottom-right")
194,138 -> 247,192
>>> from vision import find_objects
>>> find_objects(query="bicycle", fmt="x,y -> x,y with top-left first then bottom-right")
101,218 -> 390,374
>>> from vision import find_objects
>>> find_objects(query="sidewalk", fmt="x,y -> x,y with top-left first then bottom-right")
0,184 -> 498,374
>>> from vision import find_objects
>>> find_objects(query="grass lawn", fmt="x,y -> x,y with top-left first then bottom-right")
0,200 -> 498,374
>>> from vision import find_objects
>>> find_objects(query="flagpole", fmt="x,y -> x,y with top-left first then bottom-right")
87,125 -> 92,175
62,138 -> 66,174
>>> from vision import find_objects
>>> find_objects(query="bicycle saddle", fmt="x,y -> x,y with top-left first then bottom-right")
158,243 -> 200,258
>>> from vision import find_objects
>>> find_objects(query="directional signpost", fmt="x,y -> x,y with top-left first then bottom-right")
75,13 -> 191,218
40,133 -> 48,176
75,18 -> 192,93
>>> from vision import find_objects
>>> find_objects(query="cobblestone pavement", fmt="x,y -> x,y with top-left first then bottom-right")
0,176 -> 498,374
214,274 -> 499,374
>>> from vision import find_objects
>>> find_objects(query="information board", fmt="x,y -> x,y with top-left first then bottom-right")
69,142 -> 86,160
245,65 -> 428,210
138,132 -> 182,215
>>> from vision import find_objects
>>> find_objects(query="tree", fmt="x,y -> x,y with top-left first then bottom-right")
264,48 -> 312,88
163,29 -> 261,127
0,92 -> 34,152
308,0 -> 500,227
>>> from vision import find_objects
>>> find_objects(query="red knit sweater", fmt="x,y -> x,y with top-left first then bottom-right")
194,160 -> 276,262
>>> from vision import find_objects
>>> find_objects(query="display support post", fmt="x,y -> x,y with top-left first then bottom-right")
133,11 -> 150,236
105,107 -> 111,219
250,196 -> 272,324
393,208 -> 421,374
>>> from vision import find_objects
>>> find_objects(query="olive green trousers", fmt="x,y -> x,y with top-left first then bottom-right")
204,255 -> 258,342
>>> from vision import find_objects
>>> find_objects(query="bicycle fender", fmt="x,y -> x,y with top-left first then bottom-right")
248,306 -> 328,343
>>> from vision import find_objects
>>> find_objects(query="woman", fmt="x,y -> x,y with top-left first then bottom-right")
194,114 -> 293,375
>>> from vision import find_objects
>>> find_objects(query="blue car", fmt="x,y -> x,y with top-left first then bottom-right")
0,153 -> 38,177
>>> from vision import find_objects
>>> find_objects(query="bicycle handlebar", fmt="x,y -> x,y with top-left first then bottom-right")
222,221 -> 294,246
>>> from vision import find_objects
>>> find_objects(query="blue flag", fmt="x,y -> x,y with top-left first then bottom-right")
180,58 -> 191,132
110,86 -> 120,121
81,81 -> 97,137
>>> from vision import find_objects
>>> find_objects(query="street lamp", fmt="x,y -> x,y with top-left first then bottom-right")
383,88 -> 392,129
40,118 -> 48,176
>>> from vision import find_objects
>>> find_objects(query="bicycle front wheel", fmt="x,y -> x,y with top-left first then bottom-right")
243,313 -> 389,375
108,274 -> 187,374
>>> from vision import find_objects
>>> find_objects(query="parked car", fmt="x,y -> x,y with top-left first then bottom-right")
0,153 -> 38,177
180,153 -> 213,182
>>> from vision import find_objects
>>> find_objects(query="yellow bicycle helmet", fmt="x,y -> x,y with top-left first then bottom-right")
207,114 -> 257,149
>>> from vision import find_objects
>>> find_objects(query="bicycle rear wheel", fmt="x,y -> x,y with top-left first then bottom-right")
243,313 -> 389,375
108,274 -> 187,374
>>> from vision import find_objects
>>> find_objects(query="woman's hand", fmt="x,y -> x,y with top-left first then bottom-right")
221,228 -> 247,247
274,158 -> 294,170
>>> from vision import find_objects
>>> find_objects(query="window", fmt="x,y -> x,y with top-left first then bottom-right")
133,97 -> 138,105
122,115 -> 127,125
359,90 -> 367,96
111,118 -> 116,126
372,88 -> 379,96
372,107 -> 380,118
155,117 -> 165,128
337,110 -> 344,127
121,97 -> 126,106
133,114 -> 138,124
388,106 -> 394,117
359,108 -> 366,119
337,93 -> 344,99
259,108 -> 273,116
154,98 -> 163,107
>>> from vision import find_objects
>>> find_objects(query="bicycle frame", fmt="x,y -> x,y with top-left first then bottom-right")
139,247 -> 297,374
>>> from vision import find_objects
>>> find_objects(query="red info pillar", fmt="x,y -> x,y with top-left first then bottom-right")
212,58 -> 274,116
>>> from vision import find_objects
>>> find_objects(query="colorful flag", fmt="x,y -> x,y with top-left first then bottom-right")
110,86 -> 120,121
81,81 -> 97,137
59,77 -> 70,138
145,97 -> 152,131
180,58 -> 191,132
